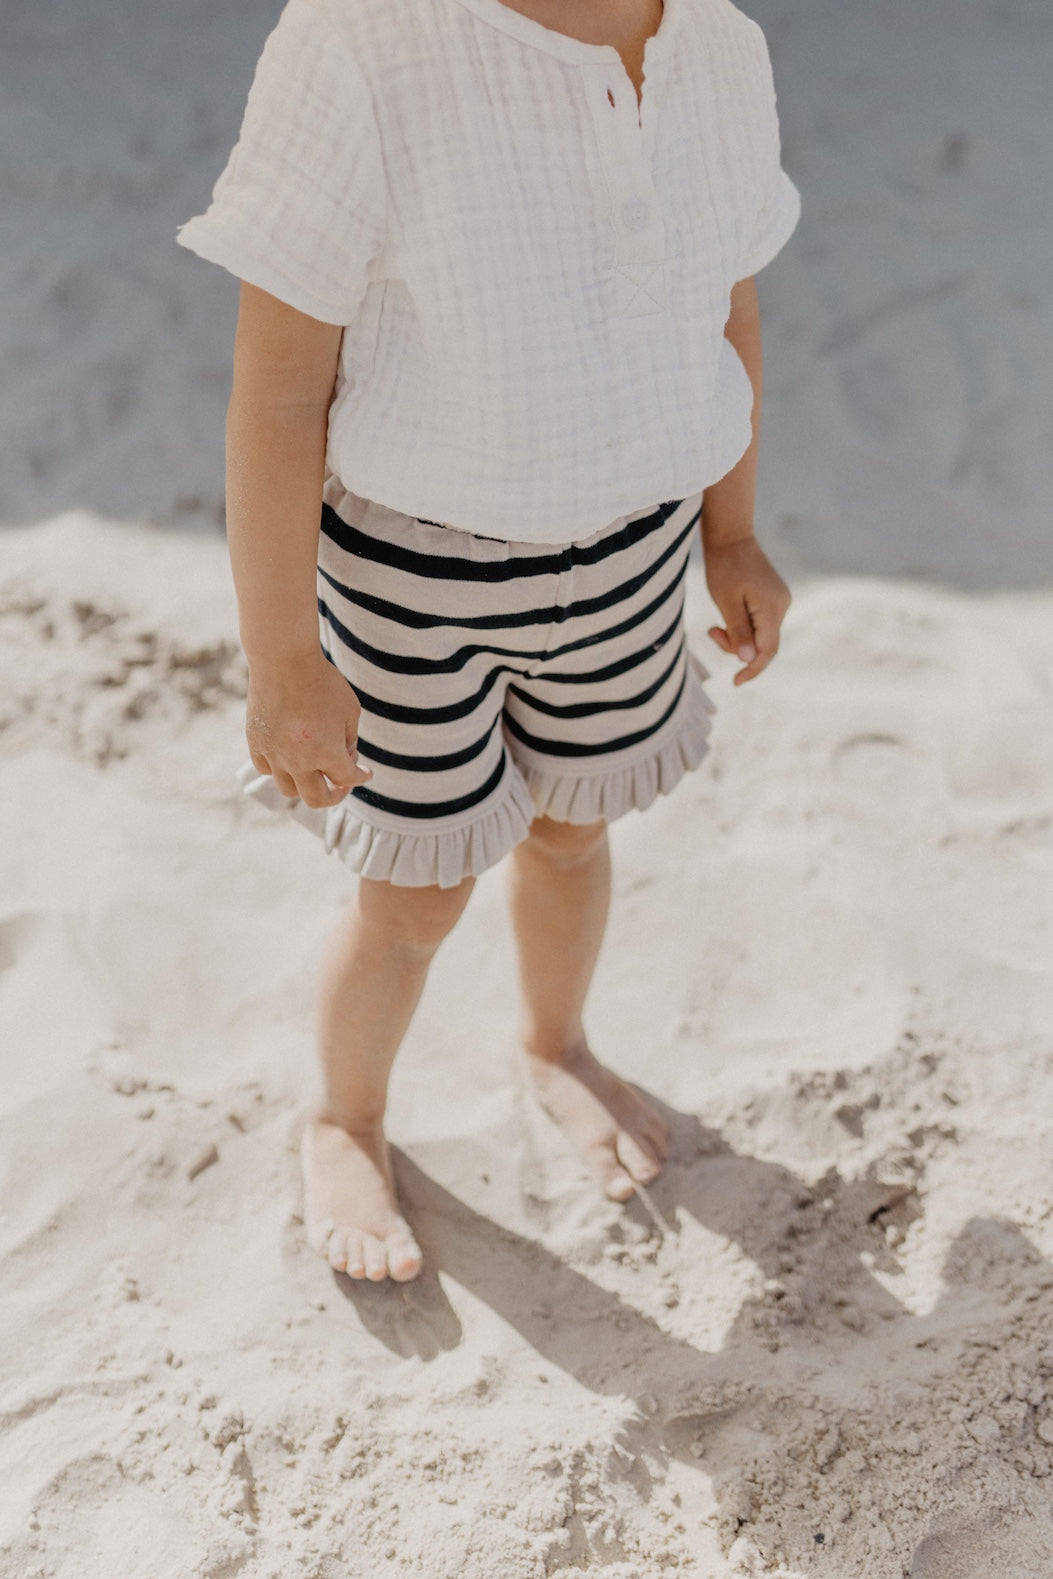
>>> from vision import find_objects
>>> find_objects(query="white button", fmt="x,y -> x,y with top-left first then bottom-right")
622,198 -> 650,232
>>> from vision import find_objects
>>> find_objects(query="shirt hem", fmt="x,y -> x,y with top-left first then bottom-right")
324,470 -> 718,546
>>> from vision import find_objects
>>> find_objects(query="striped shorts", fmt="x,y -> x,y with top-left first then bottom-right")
238,482 -> 716,888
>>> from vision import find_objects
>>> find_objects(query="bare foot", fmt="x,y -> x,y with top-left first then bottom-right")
523,1041 -> 671,1202
301,1113 -> 423,1282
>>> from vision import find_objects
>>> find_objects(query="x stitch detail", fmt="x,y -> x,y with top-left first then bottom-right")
615,262 -> 668,317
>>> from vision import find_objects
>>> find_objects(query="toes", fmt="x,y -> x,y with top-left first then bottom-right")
363,1234 -> 390,1282
627,1092 -> 670,1160
325,1229 -> 348,1273
603,1166 -> 637,1203
320,1226 -> 423,1282
310,1213 -> 423,1282
387,1225 -> 424,1283
644,1116 -> 672,1162
308,1214 -> 336,1257
343,1231 -> 367,1279
389,1246 -> 423,1282
586,1131 -> 664,1201
616,1131 -> 663,1186
586,1144 -> 637,1202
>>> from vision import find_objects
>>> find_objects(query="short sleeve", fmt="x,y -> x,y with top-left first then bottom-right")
176,0 -> 387,325
739,166 -> 800,279
735,22 -> 801,282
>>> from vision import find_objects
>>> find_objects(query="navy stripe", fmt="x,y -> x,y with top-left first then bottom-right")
524,570 -> 686,665
316,510 -> 696,634
507,640 -> 685,721
351,663 -> 512,727
320,499 -> 692,586
335,577 -> 686,729
317,571 -> 688,688
318,596 -> 535,679
531,602 -> 684,686
350,751 -> 507,820
317,565 -> 685,680
357,716 -> 500,774
503,669 -> 688,759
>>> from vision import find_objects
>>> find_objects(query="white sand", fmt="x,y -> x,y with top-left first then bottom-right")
3,2 -> 1053,1576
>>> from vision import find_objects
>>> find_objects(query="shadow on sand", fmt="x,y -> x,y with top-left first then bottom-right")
328,1096 -> 1053,1574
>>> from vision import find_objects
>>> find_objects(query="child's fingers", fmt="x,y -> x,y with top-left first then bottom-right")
299,767 -> 371,809
322,763 -> 373,794
320,742 -> 372,791
709,609 -> 757,664
270,765 -> 299,799
733,604 -> 783,686
705,542 -> 791,684
722,609 -> 759,665
264,754 -> 372,807
733,652 -> 771,685
302,771 -> 347,807
712,625 -> 772,684
708,625 -> 758,663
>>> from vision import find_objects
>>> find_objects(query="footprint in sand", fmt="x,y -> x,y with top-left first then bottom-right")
831,731 -> 942,800
910,1523 -> 1049,1578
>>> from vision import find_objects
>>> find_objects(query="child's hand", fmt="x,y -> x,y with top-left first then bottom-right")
245,649 -> 373,808
704,536 -> 791,686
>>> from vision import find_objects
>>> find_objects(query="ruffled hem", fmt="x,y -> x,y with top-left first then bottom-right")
517,653 -> 717,825
233,655 -> 715,880
234,760 -> 537,889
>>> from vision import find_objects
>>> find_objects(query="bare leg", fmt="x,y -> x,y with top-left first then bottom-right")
303,874 -> 474,1282
505,816 -> 670,1201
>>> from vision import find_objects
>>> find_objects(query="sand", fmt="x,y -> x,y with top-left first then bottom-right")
2,1 -> 1053,1576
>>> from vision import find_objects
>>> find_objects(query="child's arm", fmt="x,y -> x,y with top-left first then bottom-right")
700,276 -> 791,686
226,282 -> 372,808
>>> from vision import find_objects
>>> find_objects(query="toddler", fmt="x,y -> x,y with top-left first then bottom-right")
179,0 -> 799,1283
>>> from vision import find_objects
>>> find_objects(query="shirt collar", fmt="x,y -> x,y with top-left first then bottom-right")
446,0 -> 678,70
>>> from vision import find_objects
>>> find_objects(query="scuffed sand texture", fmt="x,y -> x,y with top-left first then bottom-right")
2,520 -> 1052,1577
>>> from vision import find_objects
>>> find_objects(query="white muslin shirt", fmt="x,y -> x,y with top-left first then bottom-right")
178,0 -> 800,543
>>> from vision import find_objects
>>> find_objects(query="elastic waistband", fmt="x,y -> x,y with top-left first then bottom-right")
415,500 -> 687,548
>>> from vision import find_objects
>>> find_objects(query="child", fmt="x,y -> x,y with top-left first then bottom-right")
178,0 -> 799,1284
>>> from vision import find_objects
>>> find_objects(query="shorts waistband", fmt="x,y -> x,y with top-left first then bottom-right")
414,500 -> 687,548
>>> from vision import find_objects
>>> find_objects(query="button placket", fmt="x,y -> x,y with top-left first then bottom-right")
587,63 -> 668,317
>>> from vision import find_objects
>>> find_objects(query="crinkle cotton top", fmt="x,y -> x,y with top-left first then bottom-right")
178,0 -> 800,543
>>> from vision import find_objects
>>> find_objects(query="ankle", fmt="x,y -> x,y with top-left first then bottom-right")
521,1026 -> 588,1067
309,1100 -> 386,1138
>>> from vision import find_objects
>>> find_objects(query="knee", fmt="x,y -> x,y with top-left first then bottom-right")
360,875 -> 474,960
522,815 -> 608,872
